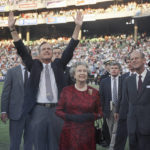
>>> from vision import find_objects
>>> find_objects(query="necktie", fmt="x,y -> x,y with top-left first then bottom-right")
45,64 -> 53,101
24,68 -> 28,88
138,75 -> 142,93
113,77 -> 118,104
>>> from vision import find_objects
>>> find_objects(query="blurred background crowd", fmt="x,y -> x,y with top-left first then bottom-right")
0,33 -> 150,81
0,2 -> 150,20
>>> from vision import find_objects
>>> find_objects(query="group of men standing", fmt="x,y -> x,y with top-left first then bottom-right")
1,11 -> 150,150
99,51 -> 150,150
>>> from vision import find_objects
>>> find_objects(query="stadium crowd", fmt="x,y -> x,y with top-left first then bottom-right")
0,33 -> 150,79
0,2 -> 150,20
1,10 -> 150,150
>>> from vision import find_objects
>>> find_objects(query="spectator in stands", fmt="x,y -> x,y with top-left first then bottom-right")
0,34 -> 150,78
8,11 -> 83,150
56,61 -> 103,150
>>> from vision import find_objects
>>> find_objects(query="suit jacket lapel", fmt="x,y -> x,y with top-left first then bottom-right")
51,62 -> 58,87
118,76 -> 122,100
107,77 -> 112,100
137,71 -> 150,99
130,74 -> 138,100
17,65 -> 24,90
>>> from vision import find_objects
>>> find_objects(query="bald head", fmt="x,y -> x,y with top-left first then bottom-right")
131,51 -> 145,59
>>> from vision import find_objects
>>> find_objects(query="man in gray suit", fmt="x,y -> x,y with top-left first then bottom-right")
1,62 -> 32,150
123,51 -> 150,150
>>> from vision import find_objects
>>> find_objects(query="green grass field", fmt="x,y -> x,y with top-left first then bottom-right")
0,83 -> 129,150
0,82 -> 10,150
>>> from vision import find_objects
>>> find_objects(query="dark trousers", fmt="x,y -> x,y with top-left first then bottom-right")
102,117 -> 111,145
129,132 -> 150,150
114,119 -> 127,150
9,115 -> 33,150
30,105 -> 64,150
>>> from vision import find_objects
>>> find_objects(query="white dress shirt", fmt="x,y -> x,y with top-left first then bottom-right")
37,63 -> 58,103
20,64 -> 30,82
136,69 -> 147,90
129,71 -> 135,76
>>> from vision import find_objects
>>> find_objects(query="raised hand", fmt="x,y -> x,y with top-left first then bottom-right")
8,11 -> 16,30
73,11 -> 83,27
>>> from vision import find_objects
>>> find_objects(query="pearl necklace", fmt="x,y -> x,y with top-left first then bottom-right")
75,84 -> 87,91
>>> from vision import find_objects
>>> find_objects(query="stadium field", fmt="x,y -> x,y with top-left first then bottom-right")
0,82 -> 128,150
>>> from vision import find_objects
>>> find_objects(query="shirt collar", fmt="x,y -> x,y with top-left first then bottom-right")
136,69 -> 147,78
20,64 -> 25,70
129,71 -> 135,76
42,63 -> 51,68
111,75 -> 119,80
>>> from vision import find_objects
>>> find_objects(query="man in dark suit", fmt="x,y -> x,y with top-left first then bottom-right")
99,60 -> 111,147
100,62 -> 122,150
52,47 -> 74,85
100,60 -> 111,83
114,56 -> 135,150
121,51 -> 150,150
1,62 -> 32,150
7,11 -> 83,150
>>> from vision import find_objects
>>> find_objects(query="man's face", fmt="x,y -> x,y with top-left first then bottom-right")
126,59 -> 134,71
52,49 -> 62,61
110,65 -> 120,77
105,64 -> 110,72
130,51 -> 146,71
39,43 -> 53,61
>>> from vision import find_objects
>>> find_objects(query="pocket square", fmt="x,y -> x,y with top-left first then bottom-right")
146,85 -> 150,88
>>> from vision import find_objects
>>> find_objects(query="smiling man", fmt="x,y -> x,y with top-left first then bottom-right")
7,11 -> 83,150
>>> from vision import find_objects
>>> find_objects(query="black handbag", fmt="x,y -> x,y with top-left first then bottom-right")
95,119 -> 104,145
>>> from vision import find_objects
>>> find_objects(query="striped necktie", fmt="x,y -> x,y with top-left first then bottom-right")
113,77 -> 118,104
45,64 -> 54,101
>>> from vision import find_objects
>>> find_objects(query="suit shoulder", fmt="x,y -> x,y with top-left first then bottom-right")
147,70 -> 150,74
33,59 -> 41,64
124,75 -> 135,83
101,76 -> 110,83
121,72 -> 129,78
7,65 -> 20,72
52,58 -> 62,66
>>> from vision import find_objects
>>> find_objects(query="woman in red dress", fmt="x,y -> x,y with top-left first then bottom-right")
56,61 -> 103,150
